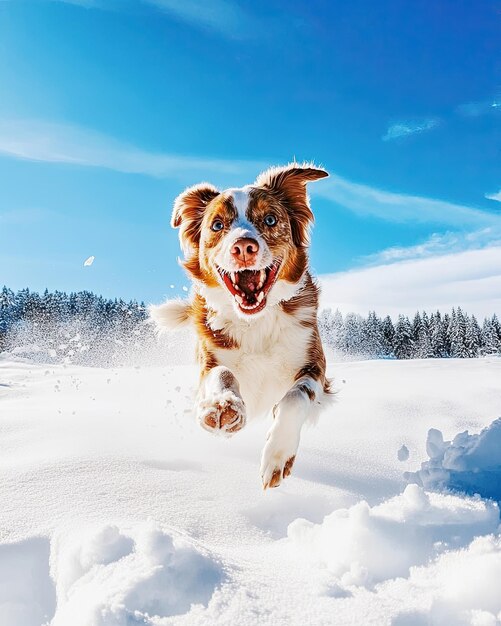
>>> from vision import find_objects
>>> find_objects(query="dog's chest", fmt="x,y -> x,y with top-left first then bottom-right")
212,309 -> 312,418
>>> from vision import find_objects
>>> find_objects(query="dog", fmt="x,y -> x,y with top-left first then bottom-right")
150,163 -> 331,488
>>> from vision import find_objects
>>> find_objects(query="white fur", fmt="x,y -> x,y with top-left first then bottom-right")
197,366 -> 246,437
195,273 -> 329,487
228,187 -> 251,224
148,300 -> 191,331
260,376 -> 324,487
197,273 -> 319,419
209,296 -> 318,418
212,188 -> 274,273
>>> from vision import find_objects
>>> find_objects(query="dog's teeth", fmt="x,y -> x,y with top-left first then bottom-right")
231,272 -> 237,284
257,269 -> 266,289
257,292 -> 264,302
235,294 -> 244,304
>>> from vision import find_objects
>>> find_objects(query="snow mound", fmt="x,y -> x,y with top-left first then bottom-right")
49,522 -> 223,626
287,484 -> 499,589
405,418 -> 501,502
390,534 -> 501,626
398,444 -> 410,461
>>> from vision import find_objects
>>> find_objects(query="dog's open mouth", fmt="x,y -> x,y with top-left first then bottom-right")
217,262 -> 281,315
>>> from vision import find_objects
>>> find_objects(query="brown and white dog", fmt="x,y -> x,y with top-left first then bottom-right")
150,163 -> 331,488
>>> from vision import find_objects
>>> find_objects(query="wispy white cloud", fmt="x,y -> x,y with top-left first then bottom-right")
455,99 -> 501,118
0,118 -> 264,186
17,0 -> 254,39
485,190 -> 501,203
1,117 -> 499,236
382,118 -> 439,142
382,95 -> 500,143
314,173 -> 499,229
320,246 -> 501,319
361,229 -> 501,266
144,0 -> 251,38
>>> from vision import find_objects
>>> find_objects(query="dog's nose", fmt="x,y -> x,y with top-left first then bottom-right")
230,238 -> 259,266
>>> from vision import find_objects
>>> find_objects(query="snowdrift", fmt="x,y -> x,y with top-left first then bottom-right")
1,356 -> 501,625
405,418 -> 501,503
287,484 -> 499,588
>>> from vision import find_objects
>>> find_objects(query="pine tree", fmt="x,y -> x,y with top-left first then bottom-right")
441,312 -> 452,356
492,314 -> 501,344
381,315 -> 395,357
331,309 -> 345,353
430,311 -> 447,358
364,311 -> 384,358
465,315 -> 482,357
482,318 -> 500,355
450,307 -> 469,358
393,314 -> 414,359
411,311 -> 432,358
343,313 -> 364,356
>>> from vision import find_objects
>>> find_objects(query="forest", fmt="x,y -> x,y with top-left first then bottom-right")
1,286 -> 500,364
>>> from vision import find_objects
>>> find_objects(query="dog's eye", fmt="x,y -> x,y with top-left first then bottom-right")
211,219 -> 224,232
264,214 -> 277,227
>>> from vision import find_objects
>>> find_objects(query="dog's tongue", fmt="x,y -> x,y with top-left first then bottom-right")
237,270 -> 259,296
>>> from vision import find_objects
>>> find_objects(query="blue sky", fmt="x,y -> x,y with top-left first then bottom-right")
0,0 -> 500,309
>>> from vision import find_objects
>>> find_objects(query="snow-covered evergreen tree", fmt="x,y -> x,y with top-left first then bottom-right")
430,312 -> 447,358
343,312 -> 365,356
411,311 -> 433,358
450,307 -> 469,358
393,315 -> 414,359
492,314 -> 501,344
441,312 -> 452,356
465,314 -> 482,357
381,315 -> 395,357
482,318 -> 501,355
364,311 -> 385,358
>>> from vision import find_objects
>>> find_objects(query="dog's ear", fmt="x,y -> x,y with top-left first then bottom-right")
255,163 -> 328,246
171,183 -> 220,253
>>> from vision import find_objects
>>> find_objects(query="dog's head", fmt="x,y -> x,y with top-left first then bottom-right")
172,163 -> 328,318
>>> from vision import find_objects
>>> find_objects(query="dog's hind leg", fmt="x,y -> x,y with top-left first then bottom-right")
197,366 -> 247,436
260,375 -> 325,489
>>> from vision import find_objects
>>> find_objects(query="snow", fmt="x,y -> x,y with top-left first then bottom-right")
382,534 -> 501,625
1,354 -> 501,625
397,444 -> 410,461
287,484 -> 499,588
405,418 -> 501,502
49,522 -> 222,626
83,256 -> 95,267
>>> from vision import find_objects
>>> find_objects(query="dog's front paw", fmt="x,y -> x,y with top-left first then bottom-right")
197,391 -> 246,437
260,427 -> 298,489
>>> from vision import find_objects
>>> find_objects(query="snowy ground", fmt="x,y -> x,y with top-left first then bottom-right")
1,353 -> 501,626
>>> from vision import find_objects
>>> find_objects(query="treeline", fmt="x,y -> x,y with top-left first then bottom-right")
0,286 -> 152,365
1,287 -> 500,364
319,308 -> 501,359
